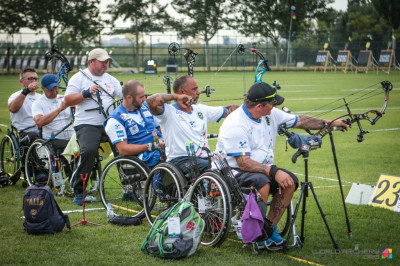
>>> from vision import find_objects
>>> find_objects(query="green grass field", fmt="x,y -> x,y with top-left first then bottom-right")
1,70 -> 399,265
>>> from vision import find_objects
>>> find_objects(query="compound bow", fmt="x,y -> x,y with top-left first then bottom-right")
314,81 -> 392,142
44,45 -> 71,89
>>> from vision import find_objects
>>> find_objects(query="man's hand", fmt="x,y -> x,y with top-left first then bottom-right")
329,119 -> 350,132
27,81 -> 40,92
174,94 -> 193,109
274,170 -> 295,190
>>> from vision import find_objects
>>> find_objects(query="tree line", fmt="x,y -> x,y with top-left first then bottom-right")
1,0 -> 399,70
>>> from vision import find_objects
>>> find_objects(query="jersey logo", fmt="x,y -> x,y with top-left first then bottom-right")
197,112 -> 204,120
129,125 -> 139,135
239,141 -> 247,148
189,121 -> 196,127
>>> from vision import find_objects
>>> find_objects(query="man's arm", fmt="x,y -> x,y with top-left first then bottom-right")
64,84 -> 99,107
115,141 -> 149,156
223,104 -> 239,118
295,115 -> 349,130
8,82 -> 40,113
33,102 -> 68,128
235,155 -> 294,190
146,93 -> 192,115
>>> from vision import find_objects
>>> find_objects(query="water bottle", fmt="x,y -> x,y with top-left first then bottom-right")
106,203 -> 114,221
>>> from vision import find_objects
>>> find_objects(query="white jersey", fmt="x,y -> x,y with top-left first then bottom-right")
8,90 -> 41,132
32,95 -> 74,140
65,68 -> 122,126
217,105 -> 297,168
156,103 -> 225,160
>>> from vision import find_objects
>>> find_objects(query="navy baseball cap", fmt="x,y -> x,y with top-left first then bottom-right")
247,82 -> 284,105
41,74 -> 60,90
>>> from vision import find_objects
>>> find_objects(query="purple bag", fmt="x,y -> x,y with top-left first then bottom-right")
240,192 -> 264,243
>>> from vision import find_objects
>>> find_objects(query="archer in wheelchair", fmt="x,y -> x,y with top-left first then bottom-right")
142,75 -> 239,223
102,80 -> 164,219
1,67 -> 41,186
24,74 -> 75,195
216,81 -> 349,250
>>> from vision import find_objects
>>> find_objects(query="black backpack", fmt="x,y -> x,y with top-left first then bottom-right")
23,185 -> 70,234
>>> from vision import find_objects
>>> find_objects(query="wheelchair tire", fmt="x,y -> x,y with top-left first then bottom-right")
0,134 -> 20,183
187,171 -> 231,247
99,155 -> 150,219
24,139 -> 53,186
143,162 -> 186,226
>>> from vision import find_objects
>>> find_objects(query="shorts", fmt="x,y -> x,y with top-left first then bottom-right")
233,168 -> 298,195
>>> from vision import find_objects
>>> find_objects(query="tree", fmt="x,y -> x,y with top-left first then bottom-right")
0,0 -> 26,35
24,0 -> 103,48
228,0 -> 334,67
107,0 -> 168,71
169,0 -> 229,72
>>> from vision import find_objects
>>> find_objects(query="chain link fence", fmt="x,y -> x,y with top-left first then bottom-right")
0,29 -> 398,73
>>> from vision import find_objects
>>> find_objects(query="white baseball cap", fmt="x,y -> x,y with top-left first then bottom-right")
87,48 -> 112,62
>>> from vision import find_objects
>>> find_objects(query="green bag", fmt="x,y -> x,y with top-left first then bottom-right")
141,200 -> 205,259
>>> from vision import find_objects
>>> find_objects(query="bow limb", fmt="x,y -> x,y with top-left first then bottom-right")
250,48 -> 271,82
184,48 -> 198,77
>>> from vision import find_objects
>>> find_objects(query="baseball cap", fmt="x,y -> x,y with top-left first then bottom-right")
87,48 -> 112,62
41,74 -> 60,90
247,82 -> 284,105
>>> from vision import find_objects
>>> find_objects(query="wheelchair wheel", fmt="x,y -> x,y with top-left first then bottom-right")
187,171 -> 231,247
143,162 -> 186,226
25,139 -> 52,186
0,134 -> 20,183
99,155 -> 150,219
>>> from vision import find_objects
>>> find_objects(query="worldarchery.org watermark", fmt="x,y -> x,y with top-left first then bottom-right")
312,248 -> 392,259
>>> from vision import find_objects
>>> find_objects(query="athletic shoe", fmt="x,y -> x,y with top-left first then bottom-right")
256,241 -> 266,249
265,226 -> 286,247
73,193 -> 83,206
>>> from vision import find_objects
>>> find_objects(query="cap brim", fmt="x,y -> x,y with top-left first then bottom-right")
89,56 -> 112,62
45,82 -> 60,90
274,95 -> 284,105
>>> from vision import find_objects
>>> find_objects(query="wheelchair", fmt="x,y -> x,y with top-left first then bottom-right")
0,125 -> 33,187
142,147 -> 293,251
186,150 -> 293,251
99,155 -> 151,219
24,138 -> 78,195
143,162 -> 187,225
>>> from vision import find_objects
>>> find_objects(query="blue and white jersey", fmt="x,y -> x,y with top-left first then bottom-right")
156,103 -> 225,160
104,102 -> 161,146
217,105 -> 297,168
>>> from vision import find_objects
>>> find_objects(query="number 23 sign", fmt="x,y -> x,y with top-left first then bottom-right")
370,174 -> 400,212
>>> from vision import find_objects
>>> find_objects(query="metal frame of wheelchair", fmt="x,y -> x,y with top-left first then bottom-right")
141,152 -> 300,252
0,125 -> 31,187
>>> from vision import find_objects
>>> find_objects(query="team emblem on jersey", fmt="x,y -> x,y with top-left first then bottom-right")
129,125 -> 139,135
239,141 -> 247,148
197,112 -> 204,119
